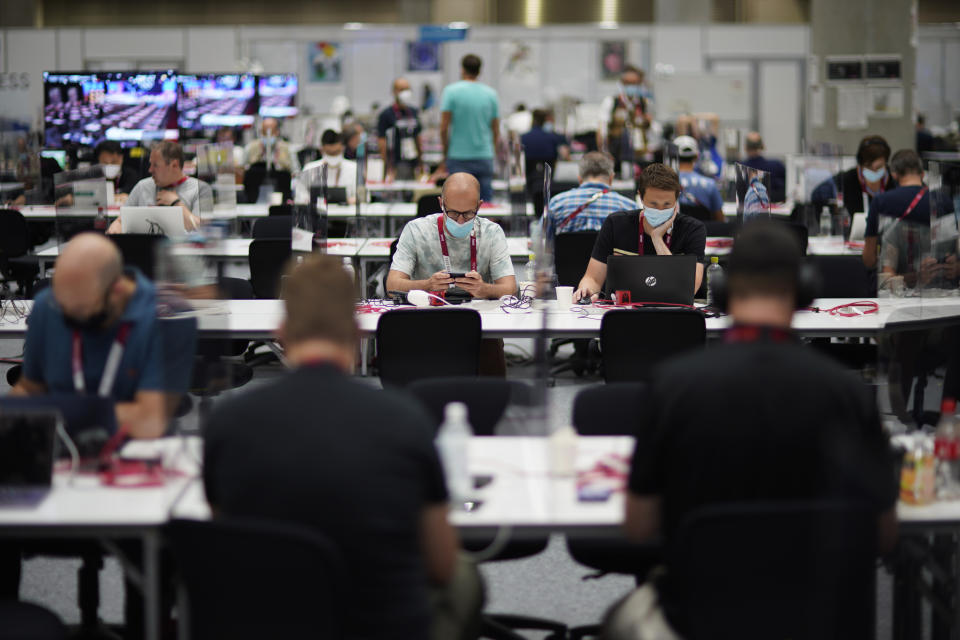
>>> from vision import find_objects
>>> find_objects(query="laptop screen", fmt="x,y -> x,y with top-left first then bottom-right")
0,412 -> 57,487
605,255 -> 697,306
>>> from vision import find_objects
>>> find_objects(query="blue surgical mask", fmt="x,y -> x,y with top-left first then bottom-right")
543,122 -> 554,133
862,167 -> 886,182
643,206 -> 674,228
445,217 -> 474,238
624,85 -> 644,99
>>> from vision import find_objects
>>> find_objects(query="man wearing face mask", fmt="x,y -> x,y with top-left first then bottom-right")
387,172 -> 516,300
244,117 -> 293,172
11,233 -> 167,439
812,135 -> 896,216
574,163 -> 706,302
94,140 -> 138,203
377,78 -> 424,181
598,65 -> 653,170
296,129 -> 358,205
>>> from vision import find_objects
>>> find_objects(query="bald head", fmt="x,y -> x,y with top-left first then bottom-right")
441,172 -> 482,212
53,233 -> 124,322
392,77 -> 410,94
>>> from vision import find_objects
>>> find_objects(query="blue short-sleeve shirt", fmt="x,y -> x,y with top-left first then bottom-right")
22,268 -> 164,401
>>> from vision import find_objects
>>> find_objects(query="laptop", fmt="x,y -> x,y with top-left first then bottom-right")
0,410 -> 58,507
0,395 -> 117,459
605,255 -> 698,306
120,205 -> 187,238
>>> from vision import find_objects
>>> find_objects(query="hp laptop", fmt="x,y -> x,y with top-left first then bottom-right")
0,410 -> 58,507
120,205 -> 187,238
605,255 -> 698,306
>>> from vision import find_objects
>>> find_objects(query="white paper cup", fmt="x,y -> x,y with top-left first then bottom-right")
269,191 -> 283,206
555,286 -> 574,308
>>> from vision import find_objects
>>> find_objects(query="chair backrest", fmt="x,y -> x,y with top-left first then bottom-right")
376,308 -> 482,387
248,239 -> 291,299
0,209 -> 30,260
108,234 -> 165,280
168,517 -> 345,640
157,316 -> 198,396
673,501 -> 876,639
416,194 -> 443,218
572,382 -> 645,436
600,309 -> 706,383
268,204 -> 293,217
554,231 -> 598,287
252,215 -> 293,239
704,220 -> 738,238
775,219 -> 809,256
806,255 -> 875,298
407,376 -> 531,435
679,202 -> 712,222
551,180 -> 579,196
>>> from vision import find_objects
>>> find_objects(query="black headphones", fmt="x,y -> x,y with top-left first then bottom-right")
856,135 -> 891,166
709,261 -> 821,313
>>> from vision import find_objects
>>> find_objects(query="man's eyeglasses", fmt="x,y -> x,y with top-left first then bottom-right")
442,205 -> 480,223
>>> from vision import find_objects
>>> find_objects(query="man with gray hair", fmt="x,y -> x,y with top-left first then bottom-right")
544,151 -> 637,242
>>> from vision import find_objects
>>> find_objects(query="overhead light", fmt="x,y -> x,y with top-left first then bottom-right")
525,0 -> 542,27
601,0 -> 618,24
448,21 -> 470,30
344,22 -> 364,30
598,21 -> 619,29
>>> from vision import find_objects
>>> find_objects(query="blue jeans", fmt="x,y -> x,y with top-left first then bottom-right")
446,158 -> 494,202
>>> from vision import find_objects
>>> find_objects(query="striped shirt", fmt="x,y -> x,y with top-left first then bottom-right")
546,182 -> 636,241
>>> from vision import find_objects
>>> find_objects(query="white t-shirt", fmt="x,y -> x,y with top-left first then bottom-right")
295,158 -> 358,204
125,176 -> 213,215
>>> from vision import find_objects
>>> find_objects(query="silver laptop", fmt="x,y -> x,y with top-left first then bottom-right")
120,205 -> 187,237
0,410 -> 58,507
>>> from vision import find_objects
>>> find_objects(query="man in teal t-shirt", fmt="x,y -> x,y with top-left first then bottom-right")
440,54 -> 500,201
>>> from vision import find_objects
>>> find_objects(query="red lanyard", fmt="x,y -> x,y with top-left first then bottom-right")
857,166 -> 888,198
558,189 -> 608,230
72,323 -> 132,398
637,212 -> 671,256
898,187 -> 928,221
168,175 -> 188,189
724,325 -> 794,344
436,215 -> 477,273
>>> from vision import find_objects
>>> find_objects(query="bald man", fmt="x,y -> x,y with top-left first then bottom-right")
377,77 -> 424,181
387,172 -> 516,299
12,233 -> 167,439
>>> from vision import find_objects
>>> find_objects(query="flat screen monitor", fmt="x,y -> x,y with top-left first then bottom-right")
257,74 -> 298,118
178,73 -> 258,129
43,70 -> 179,148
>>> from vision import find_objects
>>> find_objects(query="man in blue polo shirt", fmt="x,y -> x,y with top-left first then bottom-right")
673,135 -> 724,222
440,54 -> 500,202
545,151 -> 636,243
12,232 -> 167,439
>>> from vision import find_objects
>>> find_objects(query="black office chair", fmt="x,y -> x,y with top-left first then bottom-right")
600,309 -> 706,383
774,219 -> 809,256
248,238 -> 291,299
297,147 -> 321,168
167,518 -> 345,640
0,208 -> 39,296
0,601 -> 68,640
806,255 -> 874,298
679,202 -> 712,222
252,215 -> 292,240
108,233 -> 165,280
416,193 -> 443,218
268,204 -> 293,217
551,231 -> 602,378
406,376 -> 533,435
673,501 -> 876,639
551,180 -> 579,196
375,308 -> 481,387
566,383 -> 664,640
704,220 -> 738,237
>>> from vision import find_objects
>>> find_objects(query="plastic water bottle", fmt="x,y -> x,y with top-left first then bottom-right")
820,206 -> 833,237
94,206 -> 107,232
526,253 -> 536,282
436,402 -> 473,502
935,398 -> 960,499
706,256 -> 723,307
342,256 -> 355,280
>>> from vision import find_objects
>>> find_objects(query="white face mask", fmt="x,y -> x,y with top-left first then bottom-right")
102,164 -> 121,179
323,153 -> 343,166
397,89 -> 414,105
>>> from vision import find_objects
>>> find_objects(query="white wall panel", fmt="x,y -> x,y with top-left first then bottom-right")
186,28 -> 237,73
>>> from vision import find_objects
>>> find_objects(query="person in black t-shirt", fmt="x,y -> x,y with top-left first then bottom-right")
203,255 -> 482,640
811,135 -> 897,216
622,222 -> 897,636
574,163 -> 706,301
376,77 -> 424,181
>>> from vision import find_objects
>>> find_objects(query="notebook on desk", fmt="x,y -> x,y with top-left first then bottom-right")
0,410 -> 58,507
605,255 -> 697,306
